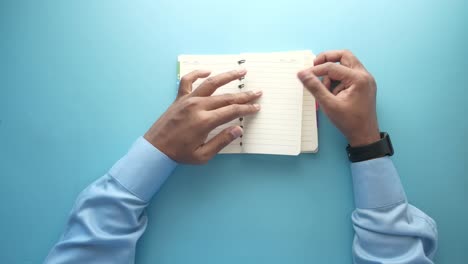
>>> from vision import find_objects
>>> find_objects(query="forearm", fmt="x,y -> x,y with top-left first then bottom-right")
44,137 -> 177,264
350,157 -> 437,263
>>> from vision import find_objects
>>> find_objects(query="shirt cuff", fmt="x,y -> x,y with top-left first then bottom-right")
350,157 -> 406,209
109,137 -> 178,202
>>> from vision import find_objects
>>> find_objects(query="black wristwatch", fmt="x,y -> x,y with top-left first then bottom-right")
346,132 -> 394,162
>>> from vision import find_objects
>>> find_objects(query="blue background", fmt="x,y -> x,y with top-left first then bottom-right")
1,0 -> 467,263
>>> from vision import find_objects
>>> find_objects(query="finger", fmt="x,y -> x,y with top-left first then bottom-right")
197,126 -> 243,159
332,82 -> 346,95
205,90 -> 262,110
322,76 -> 331,89
208,103 -> 260,129
297,70 -> 335,104
191,69 -> 247,97
178,70 -> 211,97
311,62 -> 355,81
314,50 -> 363,68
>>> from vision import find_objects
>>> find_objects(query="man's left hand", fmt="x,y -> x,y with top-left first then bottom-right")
144,69 -> 262,164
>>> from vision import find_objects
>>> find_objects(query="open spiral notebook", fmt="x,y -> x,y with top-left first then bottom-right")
178,50 -> 318,156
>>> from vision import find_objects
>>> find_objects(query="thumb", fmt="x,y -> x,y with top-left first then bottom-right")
297,70 -> 334,105
198,126 -> 243,159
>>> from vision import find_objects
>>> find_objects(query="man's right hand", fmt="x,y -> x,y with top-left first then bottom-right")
144,69 -> 262,164
298,50 -> 381,147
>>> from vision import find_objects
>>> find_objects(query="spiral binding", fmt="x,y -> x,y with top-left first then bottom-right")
238,59 -> 246,147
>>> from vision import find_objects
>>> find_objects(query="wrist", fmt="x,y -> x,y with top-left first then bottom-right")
144,132 -> 175,161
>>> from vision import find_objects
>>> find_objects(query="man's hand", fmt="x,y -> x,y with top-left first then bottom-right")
144,69 -> 262,164
298,50 -> 380,147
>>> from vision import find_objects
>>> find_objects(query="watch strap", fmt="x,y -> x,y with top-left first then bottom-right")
346,132 -> 394,162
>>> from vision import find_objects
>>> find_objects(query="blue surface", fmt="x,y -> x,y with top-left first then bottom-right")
1,0 -> 467,263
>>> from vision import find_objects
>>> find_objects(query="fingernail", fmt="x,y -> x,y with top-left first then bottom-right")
297,70 -> 312,81
230,126 -> 243,139
237,68 -> 247,75
253,104 -> 261,110
254,90 -> 263,96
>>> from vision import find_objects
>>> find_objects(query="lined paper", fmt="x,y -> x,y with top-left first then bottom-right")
241,53 -> 304,155
265,50 -> 319,152
178,55 -> 242,153
299,51 -> 318,152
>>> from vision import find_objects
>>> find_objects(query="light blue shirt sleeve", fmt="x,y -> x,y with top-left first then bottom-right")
45,137 -> 438,264
350,157 -> 438,263
44,137 -> 177,264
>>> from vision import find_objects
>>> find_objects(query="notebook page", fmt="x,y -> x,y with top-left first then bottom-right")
299,51 -> 318,152
240,53 -> 304,155
262,50 -> 319,153
178,55 -> 242,153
